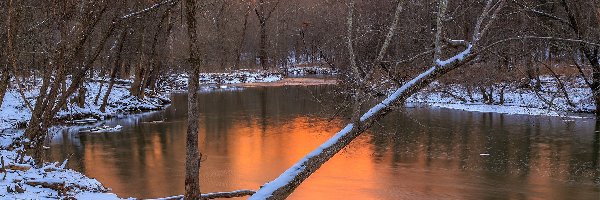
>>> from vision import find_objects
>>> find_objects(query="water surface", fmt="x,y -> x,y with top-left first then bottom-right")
48,86 -> 600,199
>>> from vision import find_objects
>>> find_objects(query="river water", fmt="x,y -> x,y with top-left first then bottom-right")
47,85 -> 599,199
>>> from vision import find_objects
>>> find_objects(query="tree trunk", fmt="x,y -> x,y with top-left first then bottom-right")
0,68 -> 10,109
345,0 -> 359,82
77,85 -> 86,108
249,46 -> 477,200
185,0 -> 202,199
590,58 -> 600,116
130,64 -> 145,98
3,0 -> 15,109
234,5 -> 251,70
93,67 -> 108,105
101,30 -> 128,113
258,22 -> 268,70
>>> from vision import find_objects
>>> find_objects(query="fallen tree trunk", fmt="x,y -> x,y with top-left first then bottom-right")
25,179 -> 67,194
249,45 -> 476,200
154,190 -> 256,200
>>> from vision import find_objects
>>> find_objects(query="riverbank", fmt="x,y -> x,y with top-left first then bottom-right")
234,77 -> 337,87
409,76 -> 595,118
0,71 -> 594,199
0,78 -> 171,199
0,69 -> 291,199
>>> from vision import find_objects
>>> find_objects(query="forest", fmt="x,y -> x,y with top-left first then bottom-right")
0,0 -> 599,199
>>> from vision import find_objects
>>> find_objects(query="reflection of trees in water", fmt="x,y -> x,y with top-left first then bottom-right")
594,120 -> 600,184
45,86 -> 600,198
367,108 -> 598,185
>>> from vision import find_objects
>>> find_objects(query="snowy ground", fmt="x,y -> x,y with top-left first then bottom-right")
408,76 -> 595,118
0,80 -> 170,134
164,69 -> 284,92
0,149 -> 123,200
282,65 -> 339,76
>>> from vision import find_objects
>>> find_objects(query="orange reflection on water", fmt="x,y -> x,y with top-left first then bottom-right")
71,113 -> 599,200
225,116 -> 380,199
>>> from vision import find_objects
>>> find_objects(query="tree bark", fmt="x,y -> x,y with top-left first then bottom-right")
2,0 -> 16,109
433,0 -> 448,63
0,67 -> 10,108
234,4 -> 251,70
185,0 -> 202,199
345,0 -> 359,82
258,20 -> 268,70
255,0 -> 280,70
101,30 -> 128,113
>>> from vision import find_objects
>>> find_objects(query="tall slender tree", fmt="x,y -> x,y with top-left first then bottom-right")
185,0 -> 202,199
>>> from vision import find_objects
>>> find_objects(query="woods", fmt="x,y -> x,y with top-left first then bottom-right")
0,0 -> 599,199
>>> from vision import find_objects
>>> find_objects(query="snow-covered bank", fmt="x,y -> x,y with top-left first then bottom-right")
0,79 -> 168,199
0,69 -> 290,199
0,149 -> 122,200
282,65 -> 339,76
166,70 -> 284,92
407,76 -> 595,117
0,80 -> 170,132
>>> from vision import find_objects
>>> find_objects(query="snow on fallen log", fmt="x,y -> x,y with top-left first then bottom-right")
25,178 -> 66,192
152,189 -> 256,200
7,163 -> 32,171
249,45 -> 474,200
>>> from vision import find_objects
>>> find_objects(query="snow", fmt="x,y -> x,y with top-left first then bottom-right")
249,124 -> 355,200
435,44 -> 472,67
151,190 -> 256,200
408,76 -> 595,118
165,70 -> 284,91
0,89 -> 33,130
283,65 -> 338,76
360,66 -> 437,122
430,103 -> 563,116
0,77 -> 170,199
197,70 -> 283,85
0,149 -> 123,200
79,125 -> 123,133
0,70 -> 291,199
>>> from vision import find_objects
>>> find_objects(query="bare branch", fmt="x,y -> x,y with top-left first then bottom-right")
375,1 -> 403,64
120,0 -> 180,20
479,0 -> 507,41
511,0 -> 570,25
481,36 -> 600,52
472,0 -> 495,43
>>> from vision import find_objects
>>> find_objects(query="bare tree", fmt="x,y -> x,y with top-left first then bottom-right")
185,0 -> 202,199
255,0 -> 280,70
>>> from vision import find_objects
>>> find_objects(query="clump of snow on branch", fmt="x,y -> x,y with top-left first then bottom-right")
436,44 -> 472,67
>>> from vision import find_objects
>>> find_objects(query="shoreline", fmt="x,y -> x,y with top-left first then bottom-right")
0,70 -> 335,199
1,72 -> 596,199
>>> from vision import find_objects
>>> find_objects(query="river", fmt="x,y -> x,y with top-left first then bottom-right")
47,85 -> 599,199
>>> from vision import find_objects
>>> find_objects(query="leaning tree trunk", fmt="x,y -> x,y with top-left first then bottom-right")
185,0 -> 202,199
101,30 -> 128,113
249,45 -> 477,200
